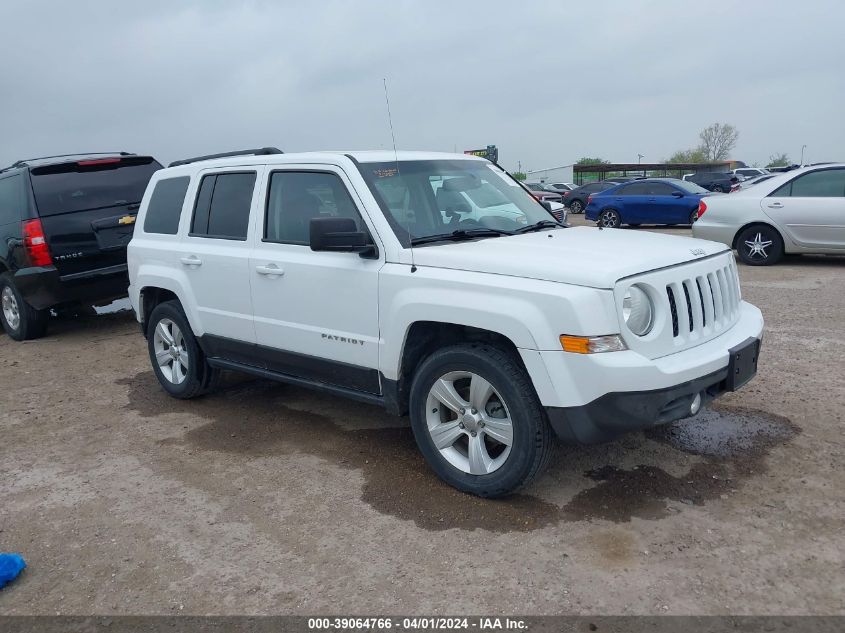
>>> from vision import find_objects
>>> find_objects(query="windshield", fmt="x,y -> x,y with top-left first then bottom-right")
357,160 -> 555,246
672,179 -> 710,194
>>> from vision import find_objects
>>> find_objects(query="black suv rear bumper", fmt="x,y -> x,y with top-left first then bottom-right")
545,366 -> 730,444
13,264 -> 129,311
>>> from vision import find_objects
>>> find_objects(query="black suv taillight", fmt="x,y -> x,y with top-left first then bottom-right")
22,219 -> 53,266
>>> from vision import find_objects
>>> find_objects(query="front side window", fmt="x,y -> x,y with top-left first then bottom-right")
191,172 -> 256,240
265,171 -> 363,244
647,183 -> 676,196
358,160 -> 554,246
0,175 -> 23,225
673,180 -> 709,194
771,169 -> 845,198
143,177 -> 190,235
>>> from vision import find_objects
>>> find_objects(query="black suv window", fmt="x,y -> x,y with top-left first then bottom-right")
29,157 -> 160,216
582,183 -> 601,193
191,172 -> 256,240
0,175 -> 24,225
265,171 -> 363,244
143,177 -> 190,235
771,169 -> 845,198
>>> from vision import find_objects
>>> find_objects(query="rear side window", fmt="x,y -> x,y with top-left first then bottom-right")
29,157 -> 161,216
191,172 -> 256,240
143,177 -> 190,235
264,171 -> 362,244
0,175 -> 24,225
771,169 -> 845,198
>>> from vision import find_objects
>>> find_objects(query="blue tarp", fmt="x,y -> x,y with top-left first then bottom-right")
0,553 -> 26,589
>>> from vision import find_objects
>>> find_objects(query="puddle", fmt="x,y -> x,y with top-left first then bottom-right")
119,372 -> 798,530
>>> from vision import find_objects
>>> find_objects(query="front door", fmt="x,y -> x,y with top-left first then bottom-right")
764,168 -> 845,249
249,166 -> 382,393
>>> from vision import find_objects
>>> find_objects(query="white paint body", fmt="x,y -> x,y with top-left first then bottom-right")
129,151 -> 763,409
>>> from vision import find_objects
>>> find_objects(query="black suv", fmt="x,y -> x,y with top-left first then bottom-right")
685,171 -> 739,193
0,152 -> 162,340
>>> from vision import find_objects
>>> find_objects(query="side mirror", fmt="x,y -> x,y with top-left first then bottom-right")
310,217 -> 376,257
671,191 -> 684,198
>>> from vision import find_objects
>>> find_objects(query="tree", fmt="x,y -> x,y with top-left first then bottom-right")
512,171 -> 527,181
766,153 -> 790,168
666,147 -> 707,163
699,123 -> 739,161
575,157 -> 610,166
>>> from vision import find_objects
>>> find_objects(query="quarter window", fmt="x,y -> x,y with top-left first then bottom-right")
264,171 -> 363,244
191,172 -> 256,240
771,169 -> 845,198
143,177 -> 190,235
0,175 -> 23,225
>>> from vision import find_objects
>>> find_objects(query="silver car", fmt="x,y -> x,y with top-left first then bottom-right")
692,164 -> 845,265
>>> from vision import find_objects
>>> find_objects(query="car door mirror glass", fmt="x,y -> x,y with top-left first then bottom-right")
310,217 -> 374,255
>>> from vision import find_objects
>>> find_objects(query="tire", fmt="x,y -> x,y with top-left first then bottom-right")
597,208 -> 621,228
0,274 -> 48,341
689,210 -> 699,225
735,224 -> 784,266
712,185 -> 724,193
408,343 -> 554,498
147,301 -> 220,399
569,199 -> 583,214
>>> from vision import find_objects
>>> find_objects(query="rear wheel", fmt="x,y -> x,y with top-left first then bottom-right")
569,199 -> 583,214
598,208 -> 621,228
147,301 -> 220,398
0,274 -> 48,341
409,344 -> 554,497
735,224 -> 784,266
712,184 -> 724,193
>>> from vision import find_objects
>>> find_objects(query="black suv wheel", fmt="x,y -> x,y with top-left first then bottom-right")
408,344 -> 554,497
0,274 -> 48,341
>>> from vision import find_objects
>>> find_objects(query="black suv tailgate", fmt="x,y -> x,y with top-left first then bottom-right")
29,156 -> 161,277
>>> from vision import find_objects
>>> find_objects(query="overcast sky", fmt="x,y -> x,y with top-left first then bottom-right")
1,1 -> 843,173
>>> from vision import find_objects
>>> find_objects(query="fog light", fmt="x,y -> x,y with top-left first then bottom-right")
690,393 -> 702,416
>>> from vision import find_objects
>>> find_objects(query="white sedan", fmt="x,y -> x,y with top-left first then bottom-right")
692,164 -> 845,265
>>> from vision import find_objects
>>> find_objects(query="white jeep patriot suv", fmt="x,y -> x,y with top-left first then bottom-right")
128,148 -> 763,497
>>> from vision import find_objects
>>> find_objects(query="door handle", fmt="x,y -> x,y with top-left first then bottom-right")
256,264 -> 284,277
767,202 -> 784,208
180,255 -> 202,266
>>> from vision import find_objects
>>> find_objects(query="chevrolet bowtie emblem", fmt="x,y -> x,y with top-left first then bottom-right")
118,215 -> 136,225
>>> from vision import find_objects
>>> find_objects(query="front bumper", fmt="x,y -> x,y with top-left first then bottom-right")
530,301 -> 764,444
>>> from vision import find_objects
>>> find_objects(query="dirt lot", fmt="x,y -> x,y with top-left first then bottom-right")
1,219 -> 843,615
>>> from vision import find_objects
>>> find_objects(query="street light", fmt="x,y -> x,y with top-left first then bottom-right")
637,153 -> 644,164
801,145 -> 807,166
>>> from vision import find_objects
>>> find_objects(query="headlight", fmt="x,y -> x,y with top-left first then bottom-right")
623,285 -> 654,336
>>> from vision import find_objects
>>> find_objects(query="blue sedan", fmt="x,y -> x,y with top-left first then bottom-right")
585,178 -> 712,228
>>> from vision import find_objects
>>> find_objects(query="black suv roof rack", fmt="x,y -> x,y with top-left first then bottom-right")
169,147 -> 283,168
1,152 -> 136,174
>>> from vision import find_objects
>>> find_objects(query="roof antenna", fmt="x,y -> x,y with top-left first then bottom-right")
383,78 -> 416,273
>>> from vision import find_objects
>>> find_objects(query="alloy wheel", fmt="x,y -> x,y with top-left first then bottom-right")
425,371 -> 513,475
1,286 -> 20,331
599,210 -> 619,228
744,231 -> 773,261
153,318 -> 189,384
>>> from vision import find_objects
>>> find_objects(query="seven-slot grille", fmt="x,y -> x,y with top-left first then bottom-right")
665,262 -> 740,339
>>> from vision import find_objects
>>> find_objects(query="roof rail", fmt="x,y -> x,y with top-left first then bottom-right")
169,147 -> 283,168
8,152 -> 135,169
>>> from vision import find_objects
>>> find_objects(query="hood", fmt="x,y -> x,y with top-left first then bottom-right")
404,226 -> 729,289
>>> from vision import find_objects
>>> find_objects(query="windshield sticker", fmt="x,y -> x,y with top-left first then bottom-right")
373,167 -> 398,178
486,164 -> 520,186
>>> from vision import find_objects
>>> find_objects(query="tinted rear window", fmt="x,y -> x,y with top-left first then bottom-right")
143,177 -> 190,235
30,157 -> 161,216
191,172 -> 256,240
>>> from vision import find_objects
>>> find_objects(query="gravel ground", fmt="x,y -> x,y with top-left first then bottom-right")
1,219 -> 843,615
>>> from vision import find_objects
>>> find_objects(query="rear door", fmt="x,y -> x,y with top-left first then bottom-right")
179,167 -> 262,351
764,168 -> 845,249
0,174 -> 25,269
29,156 -> 162,276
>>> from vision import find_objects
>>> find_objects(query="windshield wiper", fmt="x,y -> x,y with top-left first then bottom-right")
410,227 -> 514,246
515,219 -> 565,234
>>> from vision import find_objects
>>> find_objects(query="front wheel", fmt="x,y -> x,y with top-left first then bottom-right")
598,208 -> 621,228
736,225 -> 784,266
409,344 -> 554,497
147,301 -> 220,399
